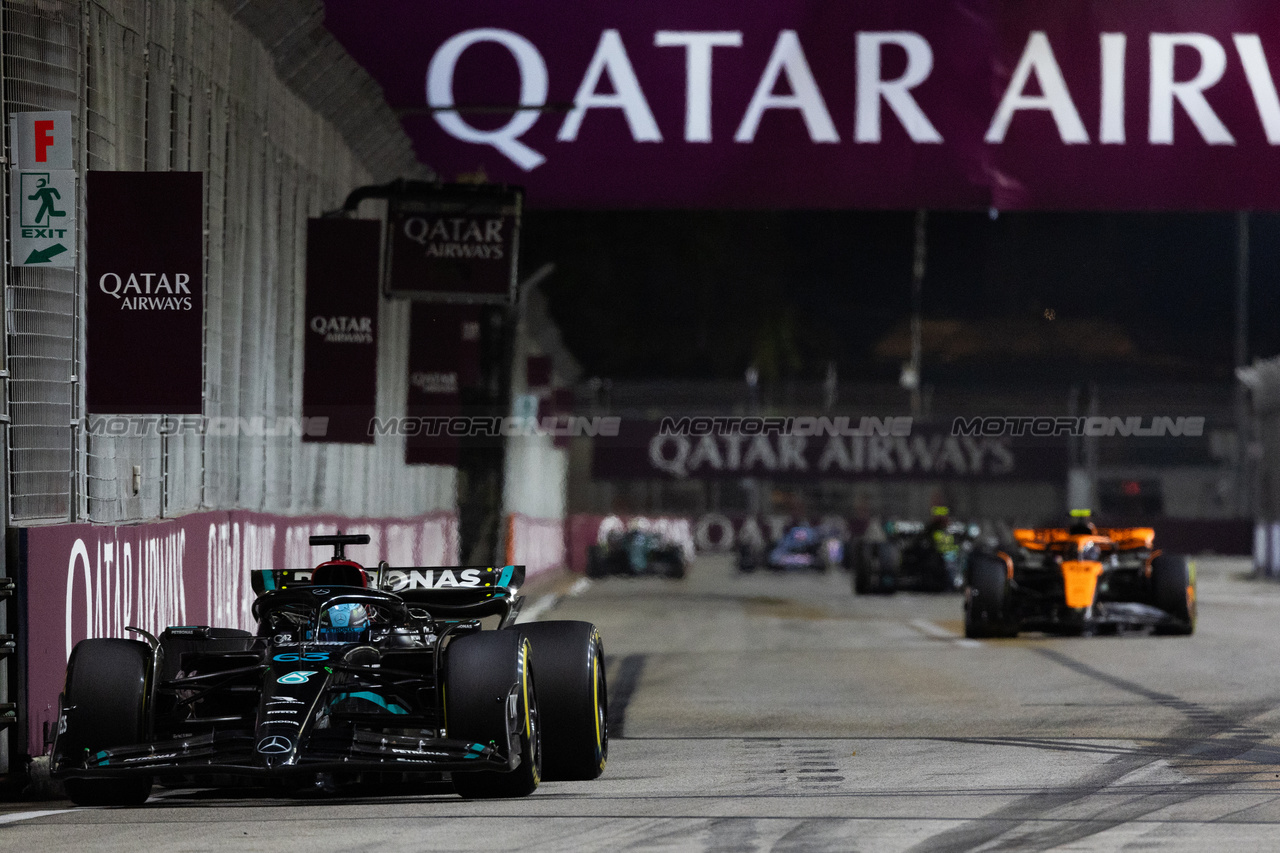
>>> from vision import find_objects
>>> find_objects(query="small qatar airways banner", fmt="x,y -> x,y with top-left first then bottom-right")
87,171 -> 204,413
404,302 -> 483,466
324,0 -> 1280,210
21,509 -> 459,752
302,219 -> 381,443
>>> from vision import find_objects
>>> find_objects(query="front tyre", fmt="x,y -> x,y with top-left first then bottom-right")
516,621 -> 608,781
1151,554 -> 1196,635
446,631 -> 541,798
57,639 -> 154,807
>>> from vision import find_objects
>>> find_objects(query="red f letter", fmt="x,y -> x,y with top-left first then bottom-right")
34,120 -> 54,163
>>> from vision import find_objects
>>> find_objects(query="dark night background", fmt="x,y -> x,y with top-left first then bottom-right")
522,211 -> 1280,384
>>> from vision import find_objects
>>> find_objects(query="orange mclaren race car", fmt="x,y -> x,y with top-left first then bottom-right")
963,513 -> 1195,638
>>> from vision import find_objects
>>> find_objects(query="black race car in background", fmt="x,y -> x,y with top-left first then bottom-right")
52,534 -> 608,805
587,527 -> 687,579
737,524 -> 846,573
852,511 -> 981,594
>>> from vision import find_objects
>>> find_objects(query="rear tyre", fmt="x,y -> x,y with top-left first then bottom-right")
586,546 -> 609,579
446,631 -> 541,798
874,543 -> 900,595
852,544 -> 871,595
515,621 -> 608,781
965,554 -> 1016,639
58,639 -> 154,807
1151,554 -> 1196,636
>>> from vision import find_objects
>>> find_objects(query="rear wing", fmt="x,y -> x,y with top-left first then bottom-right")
250,564 -> 526,597
1012,527 -> 1155,551
1097,528 -> 1155,550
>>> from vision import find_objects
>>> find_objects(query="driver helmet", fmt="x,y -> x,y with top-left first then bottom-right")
319,602 -> 370,642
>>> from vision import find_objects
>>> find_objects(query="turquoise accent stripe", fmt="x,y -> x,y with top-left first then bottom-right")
263,572 -> 277,591
464,742 -> 486,759
330,691 -> 407,715
497,565 -> 514,588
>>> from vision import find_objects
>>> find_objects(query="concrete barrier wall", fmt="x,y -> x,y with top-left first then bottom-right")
505,513 -> 566,581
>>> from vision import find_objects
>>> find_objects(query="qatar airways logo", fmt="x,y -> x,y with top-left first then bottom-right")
310,315 -> 373,344
411,371 -> 459,394
99,271 -> 193,310
427,28 -> 1280,170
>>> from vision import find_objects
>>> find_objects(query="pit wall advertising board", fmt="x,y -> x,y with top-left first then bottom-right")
21,509 -> 459,752
323,0 -> 1280,210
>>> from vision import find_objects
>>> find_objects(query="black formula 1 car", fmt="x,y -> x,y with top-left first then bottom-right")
852,517 -> 978,594
964,520 -> 1195,638
51,534 -> 608,805
587,528 -> 687,579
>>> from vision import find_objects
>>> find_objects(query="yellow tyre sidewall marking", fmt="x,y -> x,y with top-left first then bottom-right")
592,647 -> 602,753
522,642 -> 531,740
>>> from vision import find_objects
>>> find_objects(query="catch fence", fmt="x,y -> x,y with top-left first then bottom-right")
3,0 -> 452,525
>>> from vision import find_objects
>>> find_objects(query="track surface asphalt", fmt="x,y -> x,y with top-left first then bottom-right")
5,554 -> 1280,852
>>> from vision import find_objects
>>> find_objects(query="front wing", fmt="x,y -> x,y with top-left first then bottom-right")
56,729 -> 507,779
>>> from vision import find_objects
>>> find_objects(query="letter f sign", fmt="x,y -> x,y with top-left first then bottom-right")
34,120 -> 55,162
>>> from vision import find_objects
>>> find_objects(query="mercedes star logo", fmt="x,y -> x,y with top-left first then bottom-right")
312,588 -> 331,595
257,735 -> 293,754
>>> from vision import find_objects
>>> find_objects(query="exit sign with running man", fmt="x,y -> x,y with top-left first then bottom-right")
9,110 -> 75,268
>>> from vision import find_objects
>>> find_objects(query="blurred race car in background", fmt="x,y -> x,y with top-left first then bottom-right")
964,511 -> 1195,638
852,509 -> 980,594
737,524 -> 845,573
587,527 -> 687,579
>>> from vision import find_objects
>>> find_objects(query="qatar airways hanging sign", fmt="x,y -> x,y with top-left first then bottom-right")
323,0 -> 1280,209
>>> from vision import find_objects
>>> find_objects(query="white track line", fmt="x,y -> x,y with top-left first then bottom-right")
0,809 -> 79,825
910,618 -> 982,648
517,578 -> 592,624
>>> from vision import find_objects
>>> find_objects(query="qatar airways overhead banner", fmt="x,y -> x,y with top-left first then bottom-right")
323,0 -> 1280,209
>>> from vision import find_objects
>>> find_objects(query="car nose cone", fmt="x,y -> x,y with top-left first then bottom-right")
257,735 -> 293,754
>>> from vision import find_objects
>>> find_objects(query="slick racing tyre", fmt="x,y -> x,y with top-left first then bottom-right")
586,546 -> 609,579
516,621 -> 608,781
58,638 -> 154,807
661,558 -> 687,580
852,544 -> 871,595
870,545 -> 901,591
1151,554 -> 1196,636
964,553 -> 1016,638
446,631 -> 541,798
